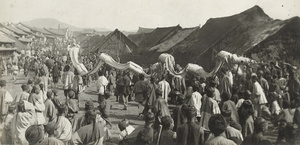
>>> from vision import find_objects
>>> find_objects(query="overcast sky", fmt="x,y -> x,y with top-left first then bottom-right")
0,0 -> 299,31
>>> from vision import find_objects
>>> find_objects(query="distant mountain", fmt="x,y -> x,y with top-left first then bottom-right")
22,18 -> 109,32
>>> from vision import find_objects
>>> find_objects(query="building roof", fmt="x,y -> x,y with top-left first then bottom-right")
0,32 -> 16,43
1,24 -> 28,35
18,37 -> 32,43
44,28 -> 68,36
20,23 -> 52,35
15,24 -> 33,34
0,27 -> 20,38
0,47 -> 17,51
82,29 -> 95,34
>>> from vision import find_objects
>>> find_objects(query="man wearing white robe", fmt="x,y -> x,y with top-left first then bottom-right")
252,73 -> 268,118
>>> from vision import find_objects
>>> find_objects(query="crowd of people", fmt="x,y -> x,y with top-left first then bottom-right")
1,40 -> 300,145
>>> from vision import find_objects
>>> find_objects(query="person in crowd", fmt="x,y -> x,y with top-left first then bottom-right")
211,79 -> 221,103
177,105 -> 203,145
51,89 -> 61,110
172,95 -> 187,132
12,62 -> 19,83
44,90 -> 57,124
188,84 -> 202,122
28,85 -> 46,126
66,90 -> 79,127
241,117 -> 271,145
1,105 -> 15,144
25,125 -> 64,145
134,112 -> 156,145
72,110 -> 109,145
38,60 -> 49,93
220,92 -> 239,123
108,71 -> 116,99
73,69 -> 83,100
13,84 -> 30,105
200,87 -> 221,130
238,100 -> 254,137
219,68 -> 232,95
222,110 -> 242,131
155,116 -> 176,145
153,88 -> 171,121
144,75 -> 158,116
61,65 -> 74,98
257,70 -> 269,97
10,100 -> 35,145
158,74 -> 171,104
118,119 -> 135,144
251,73 -> 268,118
133,74 -> 149,116
52,104 -> 72,143
23,56 -> 30,77
73,101 -> 107,132
205,114 -> 237,145
120,71 -> 131,110
52,61 -> 61,87
236,90 -> 251,111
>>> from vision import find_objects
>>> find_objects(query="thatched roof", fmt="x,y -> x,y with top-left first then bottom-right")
0,32 -> 16,43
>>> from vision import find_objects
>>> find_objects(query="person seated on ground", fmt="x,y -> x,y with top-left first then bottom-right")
72,110 -> 110,145
118,119 -> 135,145
25,125 -> 64,145
275,119 -> 296,145
13,84 -> 30,105
66,90 -> 79,123
238,100 -> 254,138
276,100 -> 293,124
220,92 -> 239,123
177,105 -> 204,145
271,93 -> 281,116
44,90 -> 57,124
155,116 -> 176,145
73,101 -> 107,132
205,114 -> 237,145
241,117 -> 271,145
134,112 -> 156,145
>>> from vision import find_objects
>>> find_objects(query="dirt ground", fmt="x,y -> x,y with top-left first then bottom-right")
0,72 -> 278,144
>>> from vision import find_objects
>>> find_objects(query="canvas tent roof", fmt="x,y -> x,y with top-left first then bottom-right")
136,27 -> 155,34
168,6 -> 300,69
149,27 -> 198,52
93,29 -> 138,53
128,25 -> 182,50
